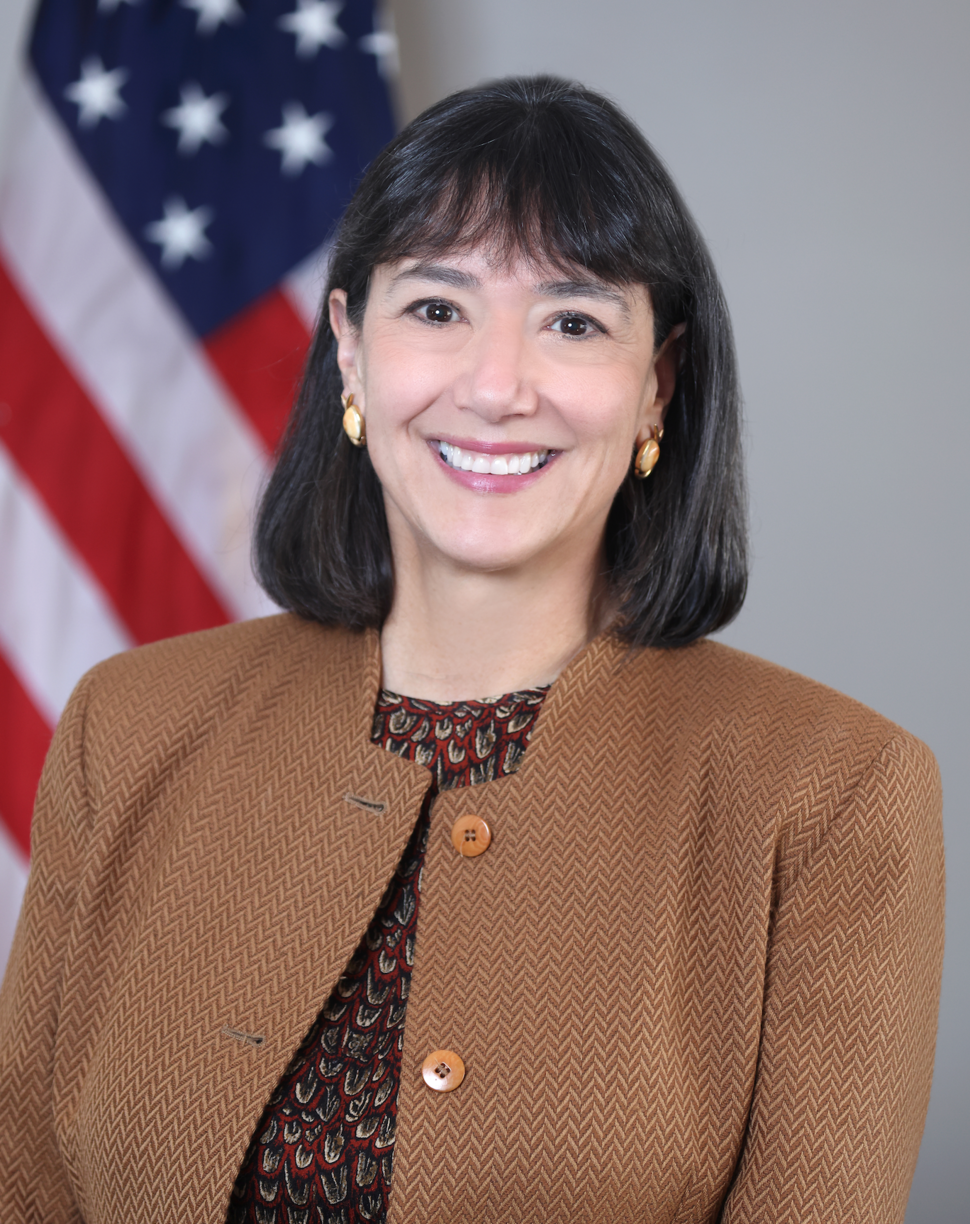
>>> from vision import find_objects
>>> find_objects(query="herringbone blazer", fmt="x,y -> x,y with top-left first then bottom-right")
0,614 -> 944,1223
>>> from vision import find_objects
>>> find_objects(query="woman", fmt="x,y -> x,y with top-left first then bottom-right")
0,76 -> 944,1224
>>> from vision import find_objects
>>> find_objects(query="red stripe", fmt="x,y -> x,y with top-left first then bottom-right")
0,651 -> 52,857
0,259 -> 230,644
204,287 -> 310,453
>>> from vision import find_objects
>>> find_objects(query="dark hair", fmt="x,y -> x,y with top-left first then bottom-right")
255,74 -> 747,648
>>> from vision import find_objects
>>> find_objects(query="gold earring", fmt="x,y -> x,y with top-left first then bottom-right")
634,425 -> 663,478
341,393 -> 365,448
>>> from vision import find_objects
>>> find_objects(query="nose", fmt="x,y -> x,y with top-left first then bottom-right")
452,314 -> 539,422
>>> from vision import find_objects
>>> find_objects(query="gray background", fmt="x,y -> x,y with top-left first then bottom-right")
1,0 -> 966,1216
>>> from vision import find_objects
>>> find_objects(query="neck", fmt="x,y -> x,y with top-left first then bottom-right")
379,543 -> 611,703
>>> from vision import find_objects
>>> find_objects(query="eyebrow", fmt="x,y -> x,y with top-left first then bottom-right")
534,278 -> 633,320
388,262 -> 481,290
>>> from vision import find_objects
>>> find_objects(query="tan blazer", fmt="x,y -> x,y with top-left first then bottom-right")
0,615 -> 944,1223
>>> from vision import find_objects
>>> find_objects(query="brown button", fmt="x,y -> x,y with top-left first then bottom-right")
421,1049 -> 465,1092
451,814 -> 491,857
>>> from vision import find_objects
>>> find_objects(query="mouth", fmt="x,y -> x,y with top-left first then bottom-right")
437,441 -> 552,476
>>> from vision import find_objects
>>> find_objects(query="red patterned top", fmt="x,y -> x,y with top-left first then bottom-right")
226,685 -> 548,1224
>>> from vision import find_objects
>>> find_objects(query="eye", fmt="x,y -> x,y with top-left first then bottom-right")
413,300 -> 456,324
549,313 -> 599,337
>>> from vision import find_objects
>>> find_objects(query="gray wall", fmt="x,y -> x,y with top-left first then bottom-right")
2,1 -> 967,1218
0,0 -> 30,163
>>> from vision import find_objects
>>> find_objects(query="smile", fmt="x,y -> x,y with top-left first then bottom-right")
437,442 -> 551,476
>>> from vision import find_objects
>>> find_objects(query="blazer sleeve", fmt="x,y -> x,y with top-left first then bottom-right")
0,674 -> 95,1223
720,730 -> 945,1224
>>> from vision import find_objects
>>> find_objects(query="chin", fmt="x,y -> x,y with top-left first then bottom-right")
431,525 -> 542,575
443,547 -> 536,575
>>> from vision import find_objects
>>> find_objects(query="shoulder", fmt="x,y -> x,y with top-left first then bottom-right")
662,636 -> 936,789
625,635 -> 912,758
667,641 -> 941,882
582,635 -> 940,869
83,611 -> 330,682
37,613 -> 378,855
60,615 -> 375,773
78,612 -> 361,708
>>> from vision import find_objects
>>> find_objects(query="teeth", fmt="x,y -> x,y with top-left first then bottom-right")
438,443 -> 550,476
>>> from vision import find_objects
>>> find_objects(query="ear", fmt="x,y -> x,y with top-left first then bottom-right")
328,289 -> 365,406
634,322 -> 685,449
652,322 -> 686,426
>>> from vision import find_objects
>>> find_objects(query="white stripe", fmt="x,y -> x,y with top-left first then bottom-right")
0,72 -> 276,622
0,441 -> 132,726
282,240 -> 331,332
0,822 -> 29,980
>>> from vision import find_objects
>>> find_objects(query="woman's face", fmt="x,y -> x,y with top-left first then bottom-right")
330,247 -> 679,579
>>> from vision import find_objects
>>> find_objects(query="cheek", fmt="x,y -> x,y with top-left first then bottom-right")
561,374 -> 646,456
361,341 -> 449,429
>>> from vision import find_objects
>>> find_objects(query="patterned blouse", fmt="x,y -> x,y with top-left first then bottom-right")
226,685 -> 548,1224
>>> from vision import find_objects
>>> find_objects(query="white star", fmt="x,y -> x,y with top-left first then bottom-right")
98,0 -> 139,12
359,12 -> 399,78
359,29 -> 399,78
162,83 -> 229,154
63,57 -> 128,129
181,0 -> 243,35
278,0 -> 345,58
144,197 -> 214,269
264,102 -> 334,175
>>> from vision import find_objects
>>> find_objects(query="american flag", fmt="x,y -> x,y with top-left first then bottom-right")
0,0 -> 396,970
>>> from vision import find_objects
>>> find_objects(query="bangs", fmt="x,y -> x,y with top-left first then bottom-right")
335,77 -> 689,338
